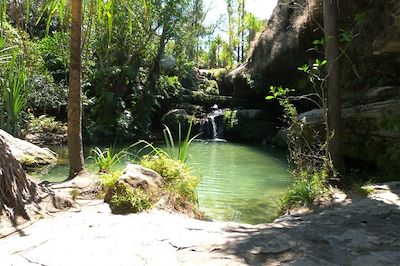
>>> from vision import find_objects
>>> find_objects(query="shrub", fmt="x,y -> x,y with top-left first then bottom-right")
26,114 -> 67,135
140,154 -> 199,205
278,171 -> 327,214
110,185 -> 152,213
267,84 -> 329,215
99,171 -> 122,190
100,171 -> 152,213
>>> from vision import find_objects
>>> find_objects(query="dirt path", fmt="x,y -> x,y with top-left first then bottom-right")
1,182 -> 400,266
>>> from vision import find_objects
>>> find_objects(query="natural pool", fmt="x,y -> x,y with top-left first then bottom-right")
32,142 -> 291,224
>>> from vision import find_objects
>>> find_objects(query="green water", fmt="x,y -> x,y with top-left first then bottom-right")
32,142 -> 290,224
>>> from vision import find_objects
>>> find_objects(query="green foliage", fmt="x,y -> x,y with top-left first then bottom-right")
88,146 -> 127,173
37,32 -> 69,83
25,114 -> 66,135
267,86 -> 329,213
0,49 -> 28,136
223,109 -> 238,131
100,170 -> 152,213
352,180 -> 375,196
140,154 -> 199,204
278,171 -> 327,213
163,122 -> 201,163
99,171 -> 122,190
265,85 -> 292,100
354,11 -> 369,27
110,185 -> 152,213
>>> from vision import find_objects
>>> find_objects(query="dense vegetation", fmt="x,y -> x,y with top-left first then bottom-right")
0,0 -> 263,142
1,0 -> 398,223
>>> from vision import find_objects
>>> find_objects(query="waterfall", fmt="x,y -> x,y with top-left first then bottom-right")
205,108 -> 225,140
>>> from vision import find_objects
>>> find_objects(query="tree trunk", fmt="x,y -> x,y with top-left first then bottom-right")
0,139 -> 35,219
323,0 -> 345,176
240,0 -> 245,62
67,0 -> 84,178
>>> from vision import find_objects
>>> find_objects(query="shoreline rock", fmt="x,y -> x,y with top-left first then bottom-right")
0,129 -> 57,167
1,182 -> 399,265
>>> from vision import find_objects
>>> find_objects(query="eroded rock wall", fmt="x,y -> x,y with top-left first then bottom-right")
229,0 -> 400,176
230,0 -> 400,98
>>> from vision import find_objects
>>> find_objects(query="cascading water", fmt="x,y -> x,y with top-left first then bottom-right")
204,107 -> 225,140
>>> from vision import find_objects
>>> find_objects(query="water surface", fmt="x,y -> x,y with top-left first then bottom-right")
32,142 -> 290,224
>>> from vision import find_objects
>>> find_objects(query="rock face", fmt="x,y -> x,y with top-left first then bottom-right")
229,0 -> 400,174
298,87 -> 400,176
224,109 -> 277,142
230,0 -> 400,98
0,129 -> 57,166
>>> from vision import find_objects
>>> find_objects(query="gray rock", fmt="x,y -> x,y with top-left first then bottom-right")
0,129 -> 57,166
119,163 -> 163,191
104,164 -> 163,214
298,99 -> 400,139
1,182 -> 400,265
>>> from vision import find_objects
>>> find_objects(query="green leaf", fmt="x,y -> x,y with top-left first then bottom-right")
266,95 -> 274,100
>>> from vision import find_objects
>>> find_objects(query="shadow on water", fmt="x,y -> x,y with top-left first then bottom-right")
218,182 -> 400,265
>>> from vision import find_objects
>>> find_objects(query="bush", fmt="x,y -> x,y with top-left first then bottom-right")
267,85 -> 329,215
278,171 -> 327,214
26,114 -> 67,135
140,154 -> 199,205
99,171 -> 122,190
110,185 -> 152,213
100,171 -> 152,213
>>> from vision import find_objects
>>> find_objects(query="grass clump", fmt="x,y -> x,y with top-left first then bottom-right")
278,171 -> 327,214
99,171 -> 152,213
99,170 -> 122,189
110,185 -> 152,213
352,181 -> 375,196
88,146 -> 127,173
140,154 -> 199,206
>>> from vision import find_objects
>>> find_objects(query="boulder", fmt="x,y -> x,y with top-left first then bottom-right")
0,129 -> 57,167
104,164 -> 163,214
118,164 -> 163,191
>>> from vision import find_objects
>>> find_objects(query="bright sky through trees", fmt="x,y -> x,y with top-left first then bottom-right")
204,0 -> 278,24
204,0 -> 278,39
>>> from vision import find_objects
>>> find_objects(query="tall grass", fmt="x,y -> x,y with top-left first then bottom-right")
88,146 -> 128,173
163,122 -> 201,162
134,122 -> 200,163
5,64 -> 27,136
0,39 -> 27,136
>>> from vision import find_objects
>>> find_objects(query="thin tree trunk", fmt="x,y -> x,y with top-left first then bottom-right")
323,0 -> 344,176
240,0 -> 245,62
67,0 -> 84,178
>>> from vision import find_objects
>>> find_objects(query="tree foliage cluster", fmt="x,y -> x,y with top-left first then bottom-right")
0,0 -> 261,143
206,0 -> 264,69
